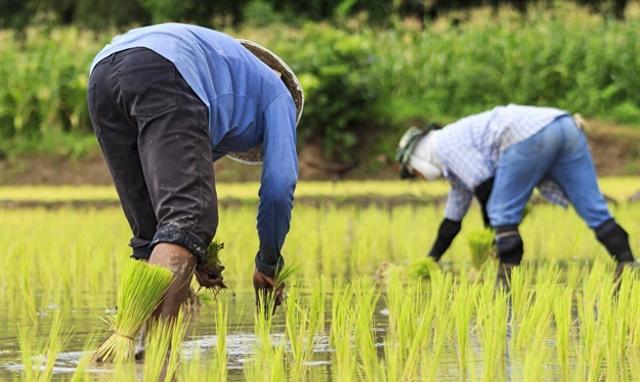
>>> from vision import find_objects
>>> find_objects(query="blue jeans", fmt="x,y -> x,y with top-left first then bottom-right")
488,115 -> 612,229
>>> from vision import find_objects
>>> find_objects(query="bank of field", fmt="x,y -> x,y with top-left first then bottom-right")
1,180 -> 640,380
0,177 -> 638,203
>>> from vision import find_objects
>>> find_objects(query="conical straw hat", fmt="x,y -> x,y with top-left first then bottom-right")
227,39 -> 304,165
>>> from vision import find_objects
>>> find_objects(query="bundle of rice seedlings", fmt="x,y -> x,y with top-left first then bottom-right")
468,228 -> 495,270
93,259 -> 173,363
195,239 -> 227,294
408,257 -> 439,279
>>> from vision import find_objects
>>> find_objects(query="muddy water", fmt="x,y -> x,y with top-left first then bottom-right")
0,288 -> 338,381
0,283 -> 605,381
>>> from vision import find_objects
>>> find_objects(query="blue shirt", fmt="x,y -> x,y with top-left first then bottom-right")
433,104 -> 569,221
91,23 -> 298,266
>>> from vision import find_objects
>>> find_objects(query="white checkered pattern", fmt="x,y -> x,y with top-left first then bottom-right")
434,104 -> 570,221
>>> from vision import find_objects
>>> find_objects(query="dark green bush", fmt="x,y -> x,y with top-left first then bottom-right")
267,24 -> 380,159
371,6 -> 640,134
1,5 -> 640,160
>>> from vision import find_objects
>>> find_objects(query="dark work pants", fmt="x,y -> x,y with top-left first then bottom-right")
88,48 -> 217,263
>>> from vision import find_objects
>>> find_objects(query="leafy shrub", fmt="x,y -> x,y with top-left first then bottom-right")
0,28 -> 103,142
371,6 -> 640,129
260,23 -> 380,159
2,6 -> 640,159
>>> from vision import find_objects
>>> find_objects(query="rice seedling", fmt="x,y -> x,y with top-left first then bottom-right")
244,292 -> 287,382
629,348 -> 640,381
1,177 -> 634,204
353,280 -> 382,381
93,259 -> 174,363
284,278 -> 326,381
212,300 -> 228,381
419,271 -> 453,381
2,180 -> 640,380
143,309 -> 189,382
112,360 -> 137,382
383,271 -> 425,380
522,334 -> 548,382
274,262 -> 299,289
407,257 -> 439,279
552,287 -> 573,379
284,285 -> 308,380
69,331 -> 102,382
467,228 -> 495,270
513,266 -> 558,350
628,279 -> 640,349
452,275 -> 476,374
17,310 -> 68,382
476,281 -> 508,382
195,239 -> 227,294
175,301 -> 227,382
408,302 -> 437,381
330,282 -> 357,381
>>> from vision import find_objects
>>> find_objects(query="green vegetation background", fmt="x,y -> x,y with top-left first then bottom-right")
1,1 -> 639,165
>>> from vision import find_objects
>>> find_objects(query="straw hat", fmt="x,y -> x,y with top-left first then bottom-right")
227,39 -> 305,165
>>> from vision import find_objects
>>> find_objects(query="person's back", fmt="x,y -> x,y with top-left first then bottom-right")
91,23 -> 291,152
88,24 -> 302,326
396,104 -> 638,286
439,104 -> 567,162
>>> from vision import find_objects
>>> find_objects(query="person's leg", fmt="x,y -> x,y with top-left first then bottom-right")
548,116 -> 634,264
88,53 -> 158,261
488,119 -> 563,267
114,48 -> 218,318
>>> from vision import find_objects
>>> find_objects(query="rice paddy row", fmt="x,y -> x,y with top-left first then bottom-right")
1,177 -> 638,203
1,184 -> 640,381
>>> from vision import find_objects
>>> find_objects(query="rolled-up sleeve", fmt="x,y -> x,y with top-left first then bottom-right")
255,94 -> 298,276
444,181 -> 473,222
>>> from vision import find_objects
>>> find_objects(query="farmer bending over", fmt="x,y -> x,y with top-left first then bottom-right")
88,23 -> 303,316
396,105 -> 637,283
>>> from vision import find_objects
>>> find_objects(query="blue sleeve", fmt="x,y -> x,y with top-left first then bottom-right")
255,94 -> 298,277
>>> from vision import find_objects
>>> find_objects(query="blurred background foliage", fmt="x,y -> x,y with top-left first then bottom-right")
0,0 -> 638,163
0,0 -> 631,29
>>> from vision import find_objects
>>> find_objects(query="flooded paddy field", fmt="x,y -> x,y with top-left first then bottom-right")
1,181 -> 640,381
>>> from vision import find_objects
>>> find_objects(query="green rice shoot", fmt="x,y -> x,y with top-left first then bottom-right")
275,262 -> 299,288
468,228 -> 495,270
204,239 -> 224,268
408,257 -> 439,279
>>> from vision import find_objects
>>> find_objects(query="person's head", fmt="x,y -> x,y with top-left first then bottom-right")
396,123 -> 442,181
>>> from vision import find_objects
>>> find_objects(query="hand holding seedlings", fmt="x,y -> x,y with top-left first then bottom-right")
254,263 -> 298,314
195,239 -> 227,294
93,260 -> 173,363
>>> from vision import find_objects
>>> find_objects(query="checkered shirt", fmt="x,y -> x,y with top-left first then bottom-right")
437,104 -> 570,221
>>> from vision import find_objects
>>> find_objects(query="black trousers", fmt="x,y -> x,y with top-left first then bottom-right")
88,48 -> 217,263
